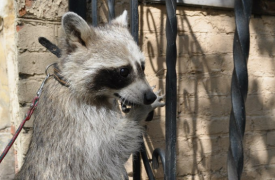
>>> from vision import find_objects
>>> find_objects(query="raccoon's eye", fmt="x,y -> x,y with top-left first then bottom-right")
120,68 -> 129,77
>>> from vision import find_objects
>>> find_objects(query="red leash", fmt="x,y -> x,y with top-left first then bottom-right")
0,64 -> 54,163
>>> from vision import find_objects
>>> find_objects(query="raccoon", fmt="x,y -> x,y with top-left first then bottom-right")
15,11 -> 164,180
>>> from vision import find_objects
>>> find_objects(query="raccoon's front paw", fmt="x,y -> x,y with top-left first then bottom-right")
150,89 -> 165,109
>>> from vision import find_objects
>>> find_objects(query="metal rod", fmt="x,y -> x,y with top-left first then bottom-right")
130,1 -> 142,179
68,0 -> 86,20
140,142 -> 155,180
227,0 -> 252,179
132,152 -> 141,180
130,0 -> 139,43
108,0 -> 115,21
164,0 -> 177,179
92,0 -> 98,26
142,0 -> 234,8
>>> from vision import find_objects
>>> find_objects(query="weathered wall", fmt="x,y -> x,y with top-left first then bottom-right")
0,0 -> 16,179
14,0 -> 67,170
2,0 -> 275,179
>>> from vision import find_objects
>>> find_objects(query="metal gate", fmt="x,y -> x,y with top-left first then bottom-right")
68,0 -> 253,179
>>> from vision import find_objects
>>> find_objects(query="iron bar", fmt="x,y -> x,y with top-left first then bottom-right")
144,0 -> 234,8
92,0 -> 97,26
130,0 -> 139,43
140,142 -> 155,180
68,0 -> 86,20
108,0 -> 115,21
132,152 -> 141,180
164,0 -> 177,179
130,1 -> 141,179
228,0 -> 252,179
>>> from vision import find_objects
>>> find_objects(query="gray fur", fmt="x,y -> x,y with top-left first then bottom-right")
15,11 -> 164,180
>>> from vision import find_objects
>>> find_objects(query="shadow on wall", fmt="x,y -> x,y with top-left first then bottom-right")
137,4 -> 275,180
95,1 -> 275,179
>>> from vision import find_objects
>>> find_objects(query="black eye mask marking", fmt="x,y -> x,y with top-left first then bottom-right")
88,65 -> 134,91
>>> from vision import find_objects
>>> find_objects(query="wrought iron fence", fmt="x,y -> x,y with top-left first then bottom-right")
68,0 -> 253,179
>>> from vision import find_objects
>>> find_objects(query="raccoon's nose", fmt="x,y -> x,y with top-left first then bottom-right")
144,91 -> 157,105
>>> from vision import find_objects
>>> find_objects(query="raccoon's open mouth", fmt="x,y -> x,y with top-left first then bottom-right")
114,93 -> 136,106
114,93 -> 138,113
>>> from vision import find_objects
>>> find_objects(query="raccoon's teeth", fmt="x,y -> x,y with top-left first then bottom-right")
114,93 -> 135,106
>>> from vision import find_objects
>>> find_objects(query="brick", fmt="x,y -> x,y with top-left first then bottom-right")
248,56 -> 275,77
250,34 -> 275,57
244,132 -> 267,151
16,129 -> 33,168
140,5 -> 235,34
267,131 -> 275,147
0,133 -> 15,180
178,74 -> 232,97
16,0 -> 68,20
144,119 -> 165,140
178,96 -> 231,117
17,21 -> 61,52
250,16 -> 275,35
18,78 -> 43,104
251,116 -> 275,131
18,52 -> 58,75
246,94 -> 264,116
263,93 -> 275,115
243,164 -> 275,180
177,153 -> 227,176
19,106 -> 34,128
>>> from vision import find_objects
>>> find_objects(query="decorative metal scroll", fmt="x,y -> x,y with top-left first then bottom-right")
227,0 -> 252,179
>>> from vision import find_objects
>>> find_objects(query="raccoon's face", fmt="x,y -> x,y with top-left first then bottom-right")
60,11 -> 156,106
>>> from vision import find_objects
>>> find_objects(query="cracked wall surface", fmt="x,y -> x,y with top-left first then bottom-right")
0,0 -> 16,179
2,0 -> 275,180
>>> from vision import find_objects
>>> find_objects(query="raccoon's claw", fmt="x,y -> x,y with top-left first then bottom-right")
151,90 -> 165,109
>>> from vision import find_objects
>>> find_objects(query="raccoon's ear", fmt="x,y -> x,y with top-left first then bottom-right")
62,12 -> 93,47
111,10 -> 128,27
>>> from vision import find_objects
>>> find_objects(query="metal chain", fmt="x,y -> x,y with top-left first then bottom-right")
228,0 -> 252,179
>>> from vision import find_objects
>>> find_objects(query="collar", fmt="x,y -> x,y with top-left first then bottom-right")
53,63 -> 70,87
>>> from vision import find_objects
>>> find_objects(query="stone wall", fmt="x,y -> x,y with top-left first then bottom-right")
14,0 -> 68,170
140,4 -> 275,180
1,0 -> 275,179
0,0 -> 16,179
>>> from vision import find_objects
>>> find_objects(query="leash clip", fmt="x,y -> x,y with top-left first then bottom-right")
36,63 -> 55,97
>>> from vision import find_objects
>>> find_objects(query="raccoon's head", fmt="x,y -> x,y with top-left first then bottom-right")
60,11 -> 156,106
